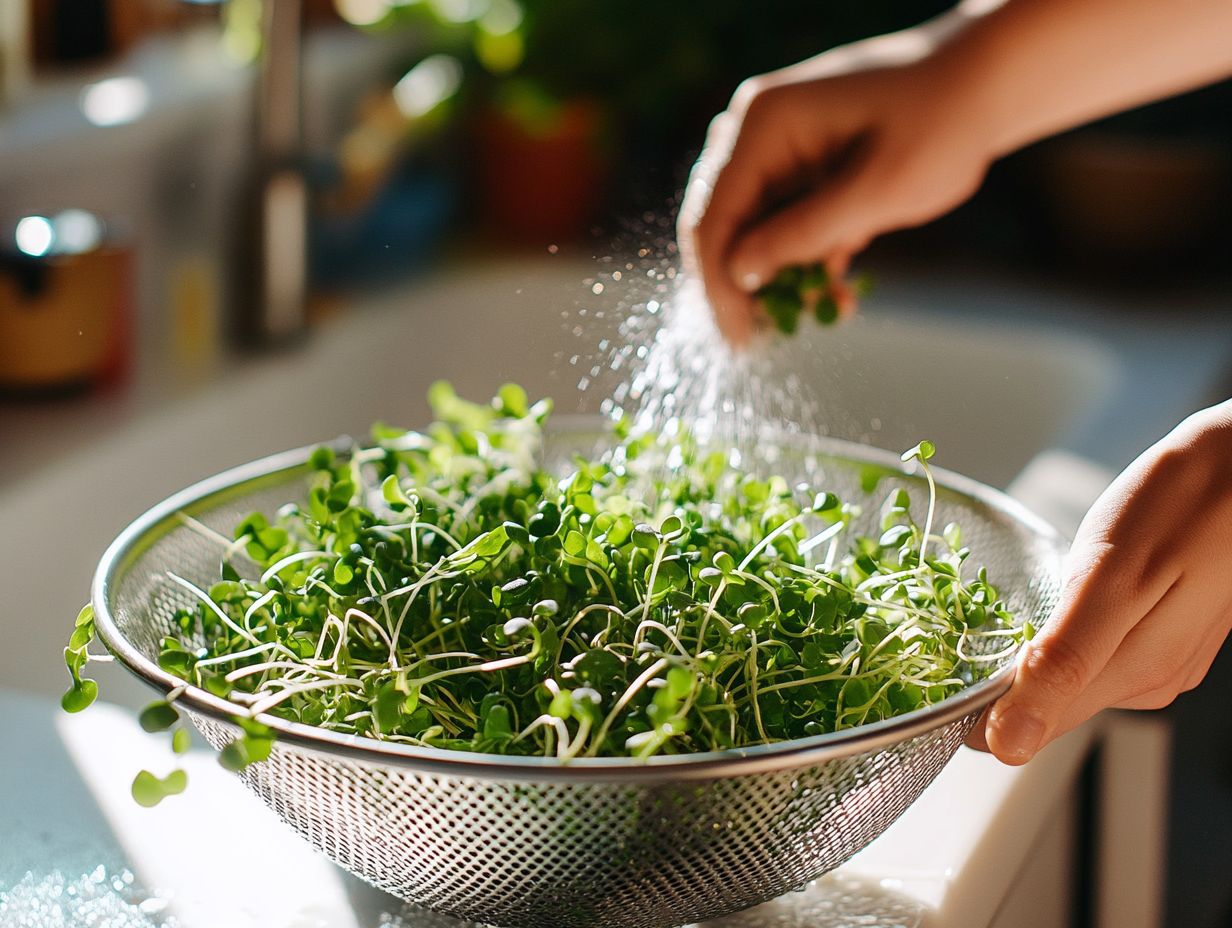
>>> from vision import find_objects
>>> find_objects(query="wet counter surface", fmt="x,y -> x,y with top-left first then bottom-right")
1,691 -> 1099,928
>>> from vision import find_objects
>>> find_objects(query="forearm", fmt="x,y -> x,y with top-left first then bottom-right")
939,0 -> 1232,157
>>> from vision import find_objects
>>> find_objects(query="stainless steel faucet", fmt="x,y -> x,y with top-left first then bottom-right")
238,0 -> 308,346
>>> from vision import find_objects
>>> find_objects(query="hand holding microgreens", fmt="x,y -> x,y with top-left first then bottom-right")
755,262 -> 870,334
63,382 -> 1022,804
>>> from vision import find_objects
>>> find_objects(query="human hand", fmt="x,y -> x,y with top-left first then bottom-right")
968,400 -> 1232,764
677,22 -> 996,345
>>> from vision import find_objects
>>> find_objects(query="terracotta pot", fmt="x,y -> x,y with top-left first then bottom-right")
471,99 -> 610,243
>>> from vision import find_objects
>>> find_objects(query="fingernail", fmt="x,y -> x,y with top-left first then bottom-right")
740,272 -> 763,292
989,703 -> 1045,763
730,266 -> 764,292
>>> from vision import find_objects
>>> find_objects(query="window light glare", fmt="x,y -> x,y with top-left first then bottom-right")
393,54 -> 463,119
15,216 -> 55,257
79,77 -> 150,128
335,0 -> 392,26
432,0 -> 488,23
480,0 -> 522,35
53,210 -> 104,255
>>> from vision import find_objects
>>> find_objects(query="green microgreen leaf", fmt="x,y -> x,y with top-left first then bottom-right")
138,701 -> 180,733
901,440 -> 936,464
756,261 -> 863,333
131,768 -> 187,807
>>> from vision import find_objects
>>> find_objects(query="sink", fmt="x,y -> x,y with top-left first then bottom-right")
767,305 -> 1121,488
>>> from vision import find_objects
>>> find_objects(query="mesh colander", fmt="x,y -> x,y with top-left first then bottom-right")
91,424 -> 1066,928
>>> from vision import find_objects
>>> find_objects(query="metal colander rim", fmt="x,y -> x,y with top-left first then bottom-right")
92,423 -> 1064,783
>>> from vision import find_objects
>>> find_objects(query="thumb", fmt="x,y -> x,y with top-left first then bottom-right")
728,162 -> 878,292
985,589 -> 1136,765
983,639 -> 1094,766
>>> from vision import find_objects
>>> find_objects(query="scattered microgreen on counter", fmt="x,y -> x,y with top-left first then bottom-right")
64,382 -> 1022,802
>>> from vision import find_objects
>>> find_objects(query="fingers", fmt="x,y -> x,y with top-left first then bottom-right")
680,81 -> 856,347
984,533 -> 1180,765
728,157 -> 876,294
970,406 -> 1232,765
680,91 -> 794,346
986,564 -> 1226,764
677,111 -> 760,346
969,605 -> 1230,758
1100,599 -> 1231,713
963,705 -> 993,753
826,253 -> 860,320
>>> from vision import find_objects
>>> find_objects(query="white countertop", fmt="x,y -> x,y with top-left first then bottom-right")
0,692 -> 1099,928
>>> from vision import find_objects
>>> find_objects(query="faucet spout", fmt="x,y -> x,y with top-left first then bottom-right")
240,0 -> 308,346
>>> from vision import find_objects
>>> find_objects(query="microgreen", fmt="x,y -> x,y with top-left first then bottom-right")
66,382 -> 1022,791
61,605 -> 99,713
131,769 -> 187,807
756,263 -> 868,334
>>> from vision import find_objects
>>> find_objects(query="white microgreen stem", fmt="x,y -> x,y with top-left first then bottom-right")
917,462 -> 938,570
555,603 -> 626,666
167,572 -> 263,648
247,677 -> 365,716
956,635 -> 1021,663
738,510 -> 812,572
260,550 -> 338,585
639,541 -> 668,620
176,512 -> 256,566
516,714 -> 572,759
694,572 -> 735,659
376,521 -> 464,551
193,642 -> 281,676
410,653 -> 531,689
821,534 -> 841,571
387,563 -> 462,646
342,608 -> 397,666
561,715 -> 594,760
224,661 -> 347,684
242,590 -> 278,630
746,630 -> 768,744
586,565 -> 621,605
797,518 -> 845,556
587,656 -> 669,756
415,485 -> 464,515
856,565 -> 928,593
633,620 -> 692,659
732,569 -> 781,614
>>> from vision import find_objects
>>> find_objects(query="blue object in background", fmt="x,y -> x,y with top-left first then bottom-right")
311,161 -> 457,290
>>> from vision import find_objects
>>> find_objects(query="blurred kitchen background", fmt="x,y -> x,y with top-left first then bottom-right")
1,2 -> 1230,927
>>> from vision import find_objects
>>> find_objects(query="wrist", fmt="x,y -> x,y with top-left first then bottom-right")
909,24 -> 1007,169
922,17 -> 1020,162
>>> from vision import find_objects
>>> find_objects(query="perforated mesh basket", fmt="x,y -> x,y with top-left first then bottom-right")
92,425 -> 1065,928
